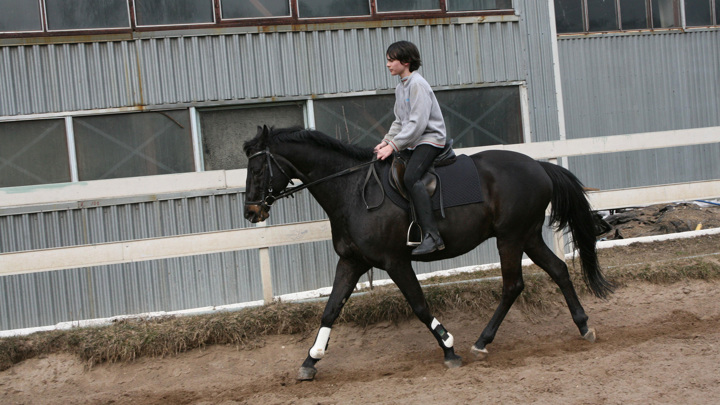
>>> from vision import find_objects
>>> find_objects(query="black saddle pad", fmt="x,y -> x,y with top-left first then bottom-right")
380,154 -> 484,211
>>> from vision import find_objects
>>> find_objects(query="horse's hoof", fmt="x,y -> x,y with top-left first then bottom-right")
470,345 -> 489,359
297,366 -> 317,381
444,356 -> 462,369
583,328 -> 597,343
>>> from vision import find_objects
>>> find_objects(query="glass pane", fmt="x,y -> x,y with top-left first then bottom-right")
74,111 -> 194,181
297,0 -> 370,17
619,0 -> 648,29
200,104 -> 304,170
313,95 -> 396,148
313,87 -> 522,150
0,0 -> 42,32
0,120 -> 70,188
554,0 -> 585,33
376,0 -> 440,12
588,0 -> 619,31
717,0 -> 720,25
435,87 -> 522,148
652,0 -> 678,27
447,0 -> 513,11
45,0 -> 129,30
685,0 -> 712,26
221,0 -> 291,18
135,0 -> 214,26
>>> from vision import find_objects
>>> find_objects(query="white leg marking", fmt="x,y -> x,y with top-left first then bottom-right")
309,327 -> 332,359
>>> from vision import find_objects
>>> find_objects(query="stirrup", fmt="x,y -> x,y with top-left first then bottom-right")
407,221 -> 422,246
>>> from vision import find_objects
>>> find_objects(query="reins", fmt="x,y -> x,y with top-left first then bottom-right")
247,148 -> 384,210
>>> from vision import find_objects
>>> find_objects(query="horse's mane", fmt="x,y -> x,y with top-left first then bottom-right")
245,126 -> 375,161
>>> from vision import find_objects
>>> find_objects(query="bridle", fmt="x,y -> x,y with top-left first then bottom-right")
245,147 -> 383,211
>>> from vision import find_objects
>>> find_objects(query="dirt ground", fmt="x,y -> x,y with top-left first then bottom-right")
2,203 -> 720,405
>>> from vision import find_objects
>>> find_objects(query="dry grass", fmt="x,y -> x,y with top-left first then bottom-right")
1,258 -> 719,372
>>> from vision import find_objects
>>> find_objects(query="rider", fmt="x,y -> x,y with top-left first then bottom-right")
374,40 -> 447,255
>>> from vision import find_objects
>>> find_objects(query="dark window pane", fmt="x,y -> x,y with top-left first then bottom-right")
74,111 -> 194,180
447,0 -> 513,11
376,0 -> 440,12
297,0 -> 370,17
0,0 -> 42,32
619,0 -> 648,29
200,104 -> 304,170
45,0 -> 129,30
652,0 -> 678,27
314,95 -> 396,148
313,87 -> 523,149
588,0 -> 619,31
0,120 -> 70,187
685,0 -> 712,26
435,87 -> 522,148
554,0 -> 585,33
135,0 -> 214,26
717,0 -> 720,25
221,0 -> 291,19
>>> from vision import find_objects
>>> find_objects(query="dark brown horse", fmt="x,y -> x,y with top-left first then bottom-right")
243,126 -> 612,381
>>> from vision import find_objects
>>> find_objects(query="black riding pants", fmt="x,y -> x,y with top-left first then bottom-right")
403,144 -> 443,188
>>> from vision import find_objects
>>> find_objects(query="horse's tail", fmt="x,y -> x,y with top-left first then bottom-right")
539,161 -> 614,299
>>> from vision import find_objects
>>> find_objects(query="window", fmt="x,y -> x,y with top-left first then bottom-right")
297,0 -> 370,18
0,0 -> 42,32
220,0 -> 291,19
73,111 -> 194,180
554,0 -> 692,33
447,0 -> 513,12
134,0 -> 215,26
0,119 -> 70,188
200,104 -> 304,170
684,0 -> 712,26
45,0 -> 129,31
652,0 -> 679,27
376,0 -> 440,13
312,86 -> 523,149
554,0 -> 584,33
588,0 -> 619,31
619,0 -> 648,30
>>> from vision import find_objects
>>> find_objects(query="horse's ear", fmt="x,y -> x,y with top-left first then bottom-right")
261,125 -> 270,142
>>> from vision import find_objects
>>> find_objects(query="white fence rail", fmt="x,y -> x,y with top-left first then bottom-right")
1,127 -> 719,304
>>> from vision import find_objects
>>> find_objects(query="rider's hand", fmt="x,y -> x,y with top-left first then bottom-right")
375,144 -> 394,160
373,141 -> 387,153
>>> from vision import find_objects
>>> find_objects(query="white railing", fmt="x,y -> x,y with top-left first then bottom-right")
1,127 -> 719,304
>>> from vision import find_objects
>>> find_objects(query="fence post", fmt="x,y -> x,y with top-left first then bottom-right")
255,222 -> 274,304
548,158 -> 566,260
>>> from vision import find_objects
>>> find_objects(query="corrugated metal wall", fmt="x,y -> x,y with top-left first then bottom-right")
558,30 -> 720,190
0,1 -> 568,331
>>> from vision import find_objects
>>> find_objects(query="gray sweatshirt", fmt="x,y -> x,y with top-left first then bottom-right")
383,72 -> 446,151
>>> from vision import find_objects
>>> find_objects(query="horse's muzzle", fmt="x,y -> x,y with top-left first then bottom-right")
244,204 -> 269,223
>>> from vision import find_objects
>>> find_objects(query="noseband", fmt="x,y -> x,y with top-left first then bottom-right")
245,148 -> 382,211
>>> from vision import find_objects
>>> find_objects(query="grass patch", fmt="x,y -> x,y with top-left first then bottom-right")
2,258 -> 719,372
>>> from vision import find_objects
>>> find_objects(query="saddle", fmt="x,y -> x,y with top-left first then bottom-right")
389,140 -> 456,204
389,140 -> 456,246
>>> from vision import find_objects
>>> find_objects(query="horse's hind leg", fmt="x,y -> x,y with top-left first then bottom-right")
471,238 -> 525,358
523,233 -> 595,342
387,262 -> 462,368
298,258 -> 368,381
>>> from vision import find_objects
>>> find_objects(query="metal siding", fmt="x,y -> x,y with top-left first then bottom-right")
558,31 -> 720,190
0,13 -> 573,330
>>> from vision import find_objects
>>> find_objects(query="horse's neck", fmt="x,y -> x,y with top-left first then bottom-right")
280,145 -> 363,211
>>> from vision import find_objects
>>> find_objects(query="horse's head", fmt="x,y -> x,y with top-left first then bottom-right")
243,125 -> 295,223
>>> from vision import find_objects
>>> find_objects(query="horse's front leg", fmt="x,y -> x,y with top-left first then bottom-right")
388,262 -> 462,368
298,258 -> 368,381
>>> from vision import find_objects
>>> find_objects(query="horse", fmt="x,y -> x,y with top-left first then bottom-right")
243,125 -> 613,381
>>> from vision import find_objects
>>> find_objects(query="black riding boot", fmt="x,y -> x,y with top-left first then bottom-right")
409,181 -> 445,255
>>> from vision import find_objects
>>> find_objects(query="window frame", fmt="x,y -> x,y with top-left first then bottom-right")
44,0 -> 132,33
554,0 -> 720,35
0,0 -> 516,39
